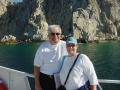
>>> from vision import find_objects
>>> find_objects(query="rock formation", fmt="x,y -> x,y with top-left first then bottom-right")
0,0 -> 120,43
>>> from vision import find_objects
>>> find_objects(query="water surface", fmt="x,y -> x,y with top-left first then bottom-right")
0,41 -> 120,90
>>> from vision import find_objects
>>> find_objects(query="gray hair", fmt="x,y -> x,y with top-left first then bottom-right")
48,25 -> 62,34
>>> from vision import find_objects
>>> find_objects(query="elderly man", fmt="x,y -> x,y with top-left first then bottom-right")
34,25 -> 67,90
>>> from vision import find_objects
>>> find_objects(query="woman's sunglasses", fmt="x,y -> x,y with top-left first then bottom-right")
67,44 -> 76,47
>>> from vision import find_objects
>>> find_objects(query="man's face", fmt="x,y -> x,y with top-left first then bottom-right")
48,28 -> 61,45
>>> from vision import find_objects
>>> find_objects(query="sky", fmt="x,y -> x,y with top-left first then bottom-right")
9,0 -> 23,2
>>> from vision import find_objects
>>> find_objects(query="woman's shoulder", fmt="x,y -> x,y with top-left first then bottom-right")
62,55 -> 68,58
79,54 -> 90,62
79,54 -> 93,66
80,54 -> 89,59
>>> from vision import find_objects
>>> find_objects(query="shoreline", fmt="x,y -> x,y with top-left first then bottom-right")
0,39 -> 120,44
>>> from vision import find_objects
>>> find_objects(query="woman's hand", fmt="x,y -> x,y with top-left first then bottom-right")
90,85 -> 97,90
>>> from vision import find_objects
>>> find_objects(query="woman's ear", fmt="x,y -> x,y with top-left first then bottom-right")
76,44 -> 78,48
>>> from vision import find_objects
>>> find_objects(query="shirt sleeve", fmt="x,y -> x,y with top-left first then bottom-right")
53,56 -> 65,74
61,41 -> 68,56
81,54 -> 98,85
34,46 -> 44,67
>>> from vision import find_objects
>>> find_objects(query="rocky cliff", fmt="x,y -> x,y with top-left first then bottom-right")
0,0 -> 120,43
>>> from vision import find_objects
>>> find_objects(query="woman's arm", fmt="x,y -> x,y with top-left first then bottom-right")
90,85 -> 97,90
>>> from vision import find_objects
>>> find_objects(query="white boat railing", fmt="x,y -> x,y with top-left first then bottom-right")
98,79 -> 120,84
1,66 -> 120,90
25,73 -> 34,78
25,75 -> 120,90
0,66 -> 34,90
97,79 -> 120,90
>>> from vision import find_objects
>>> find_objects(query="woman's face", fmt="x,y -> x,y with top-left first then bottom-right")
66,43 -> 78,56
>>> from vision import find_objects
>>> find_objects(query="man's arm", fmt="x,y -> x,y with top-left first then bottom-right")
90,85 -> 97,90
34,66 -> 42,90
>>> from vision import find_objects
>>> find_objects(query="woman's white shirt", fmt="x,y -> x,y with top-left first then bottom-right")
60,54 -> 98,90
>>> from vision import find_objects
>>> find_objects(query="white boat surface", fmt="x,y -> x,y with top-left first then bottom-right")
0,66 -> 120,90
0,66 -> 34,90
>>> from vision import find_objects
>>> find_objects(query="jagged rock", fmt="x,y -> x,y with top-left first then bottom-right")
97,0 -> 120,39
73,8 -> 97,41
1,35 -> 16,42
0,0 -> 120,43
0,1 -> 7,16
24,2 -> 48,41
117,22 -> 120,36
44,0 -> 73,35
73,0 -> 120,41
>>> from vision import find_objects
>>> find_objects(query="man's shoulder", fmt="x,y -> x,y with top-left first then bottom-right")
38,41 -> 49,49
59,40 -> 66,44
60,40 -> 66,43
41,41 -> 49,45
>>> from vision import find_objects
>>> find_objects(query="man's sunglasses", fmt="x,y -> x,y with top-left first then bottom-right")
67,44 -> 76,47
50,33 -> 61,36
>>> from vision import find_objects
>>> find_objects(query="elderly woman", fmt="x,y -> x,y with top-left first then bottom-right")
58,37 -> 98,90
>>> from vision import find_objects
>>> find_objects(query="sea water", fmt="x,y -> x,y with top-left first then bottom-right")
0,41 -> 120,90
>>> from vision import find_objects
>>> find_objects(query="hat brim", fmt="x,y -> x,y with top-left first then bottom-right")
66,41 -> 77,44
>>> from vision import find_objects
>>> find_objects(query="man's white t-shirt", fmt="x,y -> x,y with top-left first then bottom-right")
34,40 -> 67,75
60,54 -> 98,90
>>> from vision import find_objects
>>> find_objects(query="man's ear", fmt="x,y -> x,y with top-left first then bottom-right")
60,34 -> 63,40
48,34 -> 50,38
60,35 -> 62,39
47,34 -> 50,40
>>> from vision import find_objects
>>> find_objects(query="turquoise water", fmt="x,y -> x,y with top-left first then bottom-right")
0,41 -> 120,90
